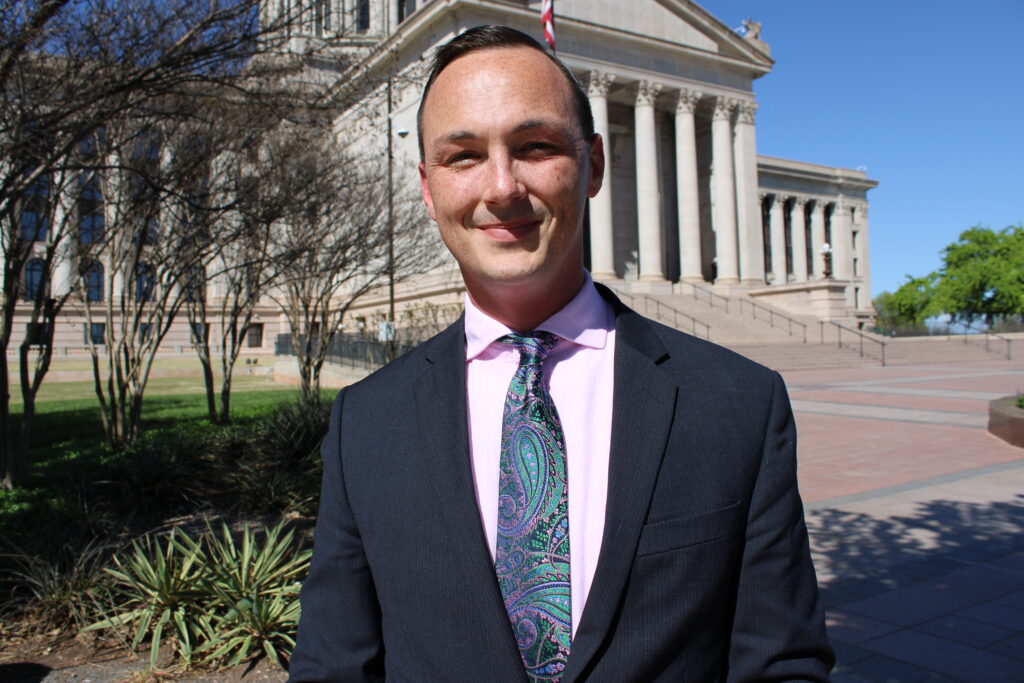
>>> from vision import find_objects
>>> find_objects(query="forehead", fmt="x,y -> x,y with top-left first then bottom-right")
421,46 -> 577,135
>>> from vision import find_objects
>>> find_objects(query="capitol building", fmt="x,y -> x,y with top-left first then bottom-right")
265,0 -> 878,329
9,0 -> 878,357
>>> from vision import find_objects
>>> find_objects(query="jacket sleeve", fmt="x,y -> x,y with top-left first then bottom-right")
727,372 -> 835,682
288,390 -> 386,682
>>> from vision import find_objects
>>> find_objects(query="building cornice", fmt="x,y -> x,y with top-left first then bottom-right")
758,154 -> 879,194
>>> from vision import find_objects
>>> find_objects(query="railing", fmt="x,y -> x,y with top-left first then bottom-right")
276,333 -> 420,371
683,282 -> 731,312
737,298 -> 808,343
955,327 -> 1013,360
823,321 -> 887,366
614,291 -> 711,340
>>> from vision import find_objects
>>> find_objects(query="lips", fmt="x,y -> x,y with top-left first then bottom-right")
476,219 -> 541,242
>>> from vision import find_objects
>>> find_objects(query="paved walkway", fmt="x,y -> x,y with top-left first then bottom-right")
786,360 -> 1024,682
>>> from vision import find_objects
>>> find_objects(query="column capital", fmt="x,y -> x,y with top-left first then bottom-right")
675,88 -> 703,114
587,70 -> 616,98
772,193 -> 789,207
635,80 -> 662,107
791,195 -> 809,208
712,96 -> 735,120
735,99 -> 758,124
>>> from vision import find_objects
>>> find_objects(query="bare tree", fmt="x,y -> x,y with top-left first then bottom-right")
184,136 -> 279,424
0,0 -> 301,483
263,123 -> 437,403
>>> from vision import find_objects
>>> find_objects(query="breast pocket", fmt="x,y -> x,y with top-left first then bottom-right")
636,501 -> 745,556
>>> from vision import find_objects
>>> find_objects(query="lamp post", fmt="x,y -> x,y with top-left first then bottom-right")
820,243 -> 833,280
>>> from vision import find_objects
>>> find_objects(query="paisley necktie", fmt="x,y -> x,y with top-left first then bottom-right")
495,331 -> 571,681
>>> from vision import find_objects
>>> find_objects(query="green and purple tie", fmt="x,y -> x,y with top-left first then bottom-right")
496,332 -> 571,681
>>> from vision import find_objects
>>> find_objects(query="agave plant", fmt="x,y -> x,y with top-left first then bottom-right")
197,521 -> 310,665
197,587 -> 302,666
85,528 -> 206,669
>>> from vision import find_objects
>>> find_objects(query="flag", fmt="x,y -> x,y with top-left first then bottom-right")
541,0 -> 556,52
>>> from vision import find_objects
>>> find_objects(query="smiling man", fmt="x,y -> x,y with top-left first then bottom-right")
289,26 -> 833,683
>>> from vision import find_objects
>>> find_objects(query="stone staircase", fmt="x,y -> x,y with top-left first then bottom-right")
601,280 -> 1017,371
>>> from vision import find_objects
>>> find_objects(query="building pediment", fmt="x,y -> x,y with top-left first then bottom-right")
551,0 -> 772,71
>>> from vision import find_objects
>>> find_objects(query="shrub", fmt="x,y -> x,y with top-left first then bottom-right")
6,541 -> 114,631
86,520 -> 310,670
210,398 -> 328,516
86,528 -> 208,669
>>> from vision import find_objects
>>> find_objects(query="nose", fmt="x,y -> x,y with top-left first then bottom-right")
482,153 -> 526,205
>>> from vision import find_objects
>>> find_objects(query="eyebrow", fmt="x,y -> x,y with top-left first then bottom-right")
432,118 -> 569,148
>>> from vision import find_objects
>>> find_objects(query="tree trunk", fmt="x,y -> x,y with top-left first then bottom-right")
200,354 -> 218,423
0,353 -> 15,490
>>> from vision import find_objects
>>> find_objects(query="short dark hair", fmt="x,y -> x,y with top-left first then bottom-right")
416,25 -> 594,160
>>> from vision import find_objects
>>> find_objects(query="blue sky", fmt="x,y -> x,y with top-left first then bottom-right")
699,0 -> 1024,297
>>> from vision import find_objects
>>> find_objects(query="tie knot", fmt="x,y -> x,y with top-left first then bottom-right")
499,331 -> 559,364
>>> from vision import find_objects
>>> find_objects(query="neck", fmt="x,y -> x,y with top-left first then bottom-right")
467,270 -> 585,332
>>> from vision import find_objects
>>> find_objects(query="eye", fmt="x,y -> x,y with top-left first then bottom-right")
521,141 -> 556,154
444,150 -> 480,166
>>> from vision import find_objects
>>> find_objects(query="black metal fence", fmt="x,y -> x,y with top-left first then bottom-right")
275,332 -> 424,371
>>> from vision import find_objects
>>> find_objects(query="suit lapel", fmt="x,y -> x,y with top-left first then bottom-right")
412,320 -> 527,680
562,302 -> 679,683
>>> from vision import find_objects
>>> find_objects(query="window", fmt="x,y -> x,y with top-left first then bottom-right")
398,0 -> 416,22
191,322 -> 207,344
20,172 -> 50,241
314,0 -> 330,35
83,261 -> 104,302
23,258 -> 46,301
135,262 -> 156,302
245,323 -> 264,348
356,0 -> 370,32
85,322 -> 105,345
133,219 -> 158,246
139,323 -> 152,342
79,176 -> 104,244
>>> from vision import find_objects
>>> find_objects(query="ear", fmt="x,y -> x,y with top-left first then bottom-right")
419,162 -> 437,221
586,133 -> 605,199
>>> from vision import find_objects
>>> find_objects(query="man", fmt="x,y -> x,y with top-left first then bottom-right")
289,26 -> 833,682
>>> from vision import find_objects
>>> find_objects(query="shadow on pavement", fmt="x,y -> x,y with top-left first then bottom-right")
0,663 -> 51,683
807,496 -> 1024,681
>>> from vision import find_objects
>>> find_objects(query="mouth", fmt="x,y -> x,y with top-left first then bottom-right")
475,219 -> 541,242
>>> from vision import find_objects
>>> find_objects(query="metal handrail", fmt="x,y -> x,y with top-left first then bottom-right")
955,326 -> 1013,360
683,282 -> 731,312
737,298 -> 808,343
824,321 -> 887,366
614,291 -> 711,340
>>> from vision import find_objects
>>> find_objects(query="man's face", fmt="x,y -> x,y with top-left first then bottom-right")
418,46 -> 603,299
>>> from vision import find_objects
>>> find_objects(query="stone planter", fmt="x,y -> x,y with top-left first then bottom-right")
989,396 -> 1024,448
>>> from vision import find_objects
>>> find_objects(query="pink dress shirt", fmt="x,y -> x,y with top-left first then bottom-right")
464,272 -> 615,637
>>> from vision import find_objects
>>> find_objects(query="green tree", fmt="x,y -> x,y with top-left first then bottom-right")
873,273 -> 936,333
931,225 -> 1024,326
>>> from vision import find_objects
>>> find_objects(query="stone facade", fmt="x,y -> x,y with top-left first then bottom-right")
7,0 -> 878,356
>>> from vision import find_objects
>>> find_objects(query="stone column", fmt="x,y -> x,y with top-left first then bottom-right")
710,96 -> 739,284
733,99 -> 764,285
675,88 -> 703,283
857,203 -> 872,302
790,197 -> 808,283
768,194 -> 787,284
634,80 -> 664,281
832,198 -> 853,280
587,70 -> 616,278
810,200 -> 827,279
52,176 -> 75,296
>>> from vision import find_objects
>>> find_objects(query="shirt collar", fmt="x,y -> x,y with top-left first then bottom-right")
464,271 -> 613,361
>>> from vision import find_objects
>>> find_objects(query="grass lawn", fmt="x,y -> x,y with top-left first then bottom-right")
1,378 -> 335,554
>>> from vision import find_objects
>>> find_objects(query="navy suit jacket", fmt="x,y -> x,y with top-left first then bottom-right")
289,288 -> 834,682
